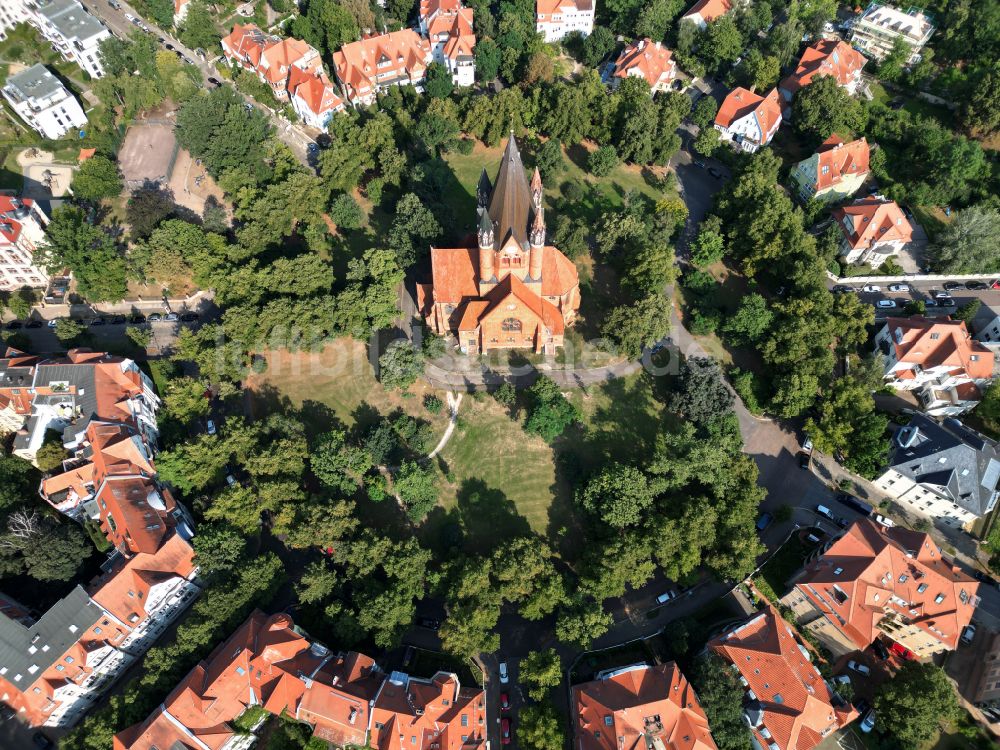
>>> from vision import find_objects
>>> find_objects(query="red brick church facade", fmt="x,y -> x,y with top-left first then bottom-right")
417,136 -> 580,355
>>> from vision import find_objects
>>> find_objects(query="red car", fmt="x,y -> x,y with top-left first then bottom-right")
890,642 -> 916,661
992,280 -> 1000,290
500,693 -> 510,711
501,718 -> 512,745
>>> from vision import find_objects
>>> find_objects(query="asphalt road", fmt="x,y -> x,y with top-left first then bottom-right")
837,281 -> 1000,320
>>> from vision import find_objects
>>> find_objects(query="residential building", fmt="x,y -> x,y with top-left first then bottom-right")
681,0 -> 734,30
714,87 -> 782,153
873,316 -> 995,415
870,414 -> 1000,529
965,631 -> 1000,704
0,195 -> 50,291
0,0 -> 33,40
34,0 -> 110,78
332,29 -> 433,107
0,344 -> 40,433
417,136 -> 580,355
419,0 -> 476,86
778,40 -> 866,115
114,609 -> 487,750
535,0 -> 594,42
833,197 -> 913,266
288,67 -> 345,129
222,24 -> 324,102
609,38 -> 678,93
0,534 -> 198,728
783,519 -> 979,659
850,3 -> 934,64
790,135 -> 870,203
572,662 -> 717,750
173,0 -> 190,26
709,606 -> 857,750
2,64 -> 87,141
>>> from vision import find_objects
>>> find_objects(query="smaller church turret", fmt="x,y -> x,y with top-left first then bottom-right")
478,209 -> 495,280
529,207 -> 545,279
476,168 -> 492,209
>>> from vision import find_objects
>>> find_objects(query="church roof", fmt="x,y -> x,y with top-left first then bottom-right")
487,136 -> 535,250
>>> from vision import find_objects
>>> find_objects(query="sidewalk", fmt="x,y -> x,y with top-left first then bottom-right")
6,290 -> 216,321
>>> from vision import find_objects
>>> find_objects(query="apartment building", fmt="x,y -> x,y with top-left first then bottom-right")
870,414 -> 1000,530
419,0 -> 477,86
0,0 -> 33,41
34,0 -> 110,78
535,0 -> 594,42
790,136 -> 870,203
680,0 -> 735,29
850,3 -> 934,64
609,38 -> 678,93
874,316 -> 995,415
332,30 -> 433,107
709,606 -> 857,750
833,197 -> 913,266
714,87 -> 782,153
2,64 -> 87,141
114,609 -> 487,750
572,663 -> 717,750
782,519 -> 979,659
0,195 -> 50,291
778,40 -> 866,116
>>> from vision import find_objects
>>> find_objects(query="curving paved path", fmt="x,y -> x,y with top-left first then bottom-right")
427,392 -> 463,458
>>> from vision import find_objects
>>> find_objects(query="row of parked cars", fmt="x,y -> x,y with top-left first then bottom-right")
4,312 -> 200,330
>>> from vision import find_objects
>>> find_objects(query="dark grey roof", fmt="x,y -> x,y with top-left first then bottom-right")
36,0 -> 106,42
890,414 -> 1000,517
0,586 -> 103,687
2,64 -> 68,104
486,136 -> 537,251
35,363 -> 97,418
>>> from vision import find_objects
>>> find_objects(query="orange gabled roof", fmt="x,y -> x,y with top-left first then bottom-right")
715,87 -> 782,135
882,316 -> 994,380
709,607 -> 857,750
370,672 -> 486,750
289,67 -> 344,115
540,245 -> 579,297
332,29 -> 432,102
572,663 -> 717,750
832,197 -> 912,250
98,475 -> 175,555
457,301 -> 490,331
537,0 -> 593,16
779,40 -> 866,98
480,274 -> 565,334
260,36 -> 320,83
430,247 -> 480,303
682,0 -> 733,22
613,38 -> 676,87
113,707 -> 206,750
811,135 -> 870,192
794,519 -> 979,651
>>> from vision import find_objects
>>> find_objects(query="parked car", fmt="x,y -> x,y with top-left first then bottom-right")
991,279 -> 1000,290
966,280 -> 988,290
124,12 -> 136,21
500,692 -> 510,711
165,312 -> 179,322
207,419 -> 217,436
148,313 -> 163,322
5,320 -> 22,330
165,43 -> 174,50
847,660 -> 871,676
816,505 -> 835,520
924,298 -> 938,307
861,285 -> 881,293
180,312 -> 199,322
834,516 -> 849,528
944,282 -> 963,291
207,77 -> 221,86
25,320 -> 42,328
89,317 -> 105,326
860,709 -> 875,733
499,662 -> 509,684
832,674 -> 851,685
501,718 -> 512,745
939,297 -> 957,307
225,474 -> 237,486
887,283 -> 910,292
890,642 -> 916,660
854,699 -> 871,715
130,313 -> 147,323
755,513 -> 773,531
871,639 -> 890,661
877,299 -> 897,308
32,733 -> 53,749
874,514 -> 895,527
962,624 -> 977,645
656,590 -> 678,604
109,0 -> 121,8
708,166 -> 723,179
416,617 -> 441,631
802,437 -> 814,453
402,646 -> 414,667
934,291 -> 953,299
798,451 -> 811,469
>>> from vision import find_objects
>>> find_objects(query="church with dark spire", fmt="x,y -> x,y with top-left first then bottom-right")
417,136 -> 580,355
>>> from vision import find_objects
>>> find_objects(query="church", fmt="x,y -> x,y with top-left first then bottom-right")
417,136 -> 581,355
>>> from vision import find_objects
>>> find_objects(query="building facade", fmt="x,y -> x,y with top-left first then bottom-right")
332,29 -> 433,107
535,0 -> 594,42
0,195 -> 50,291
833,197 -> 913,266
782,519 -> 979,659
0,0 -> 33,40
790,135 -> 870,203
778,40 -> 866,116
2,64 -> 87,141
417,136 -> 580,355
873,316 -> 995,415
709,606 -> 857,750
714,87 -> 782,153
849,3 -> 934,64
419,0 -> 476,86
680,0 -> 734,29
870,415 -> 1000,530
610,38 -> 678,93
34,0 -> 110,79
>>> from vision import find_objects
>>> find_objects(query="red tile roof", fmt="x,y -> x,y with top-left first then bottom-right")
613,38 -> 676,88
370,671 -> 486,750
881,316 -> 994,381
682,0 -> 733,23
715,87 -> 782,136
709,607 -> 857,750
833,197 -> 913,251
422,0 -> 476,61
794,519 -> 979,651
332,30 -> 432,103
779,40 -> 866,99
430,247 -> 481,304
537,0 -> 594,17
0,195 -> 36,244
572,663 -> 717,750
288,66 -> 344,116
810,135 -> 869,192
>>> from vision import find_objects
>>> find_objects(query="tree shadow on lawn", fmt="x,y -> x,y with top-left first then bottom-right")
419,478 -> 531,558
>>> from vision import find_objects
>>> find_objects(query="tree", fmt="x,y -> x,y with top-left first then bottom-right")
691,654 -> 750,750
601,294 -> 671,358
534,138 -> 564,181
588,145 -> 619,177
305,0 -> 360,58
931,205 -> 1000,273
0,451 -> 36,512
876,662 -> 960,750
163,376 -> 210,424
742,49 -> 780,90
127,186 -> 176,239
518,703 -> 564,750
425,62 -> 454,98
878,36 -> 911,83
525,51 -> 555,84
177,1 -> 219,51
379,340 -> 425,391
37,206 -> 128,302
792,76 -> 868,144
297,560 -> 340,604
34,431 -> 68,473
693,126 -> 720,157
963,63 -> 1000,135
71,156 -> 122,201
395,461 -> 439,521
635,0 -> 685,40
475,37 -> 501,82
126,325 -> 152,349
578,463 -> 654,529
669,357 -> 733,424
311,429 -> 372,494
580,25 -> 615,67
702,16 -> 744,73
54,317 -> 84,343
691,95 -> 718,129
555,597 -> 614,647
691,215 -> 725,268
954,298 -> 982,327
192,523 -> 248,578
329,193 -> 364,230
805,372 -> 889,479
19,522 -> 93,582
387,193 -> 441,267
518,648 -> 562,701
525,376 -> 580,442
722,293 -> 772,344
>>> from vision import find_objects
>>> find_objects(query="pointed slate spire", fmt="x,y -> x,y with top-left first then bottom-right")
530,167 -> 543,209
476,168 -> 492,209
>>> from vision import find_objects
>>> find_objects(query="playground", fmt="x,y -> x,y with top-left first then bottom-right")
16,148 -> 75,200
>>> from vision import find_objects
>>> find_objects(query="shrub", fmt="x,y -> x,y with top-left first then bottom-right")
424,394 -> 444,414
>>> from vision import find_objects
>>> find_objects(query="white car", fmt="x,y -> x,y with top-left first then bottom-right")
499,662 -> 509,684
874,514 -> 895,527
47,319 -> 58,328
207,419 -> 217,436
887,284 -> 910,292
124,12 -> 135,21
847,660 -> 870,676
656,590 -> 678,604
877,299 -> 896,308
802,437 -> 814,453
934,291 -> 952,299
861,285 -> 881,293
